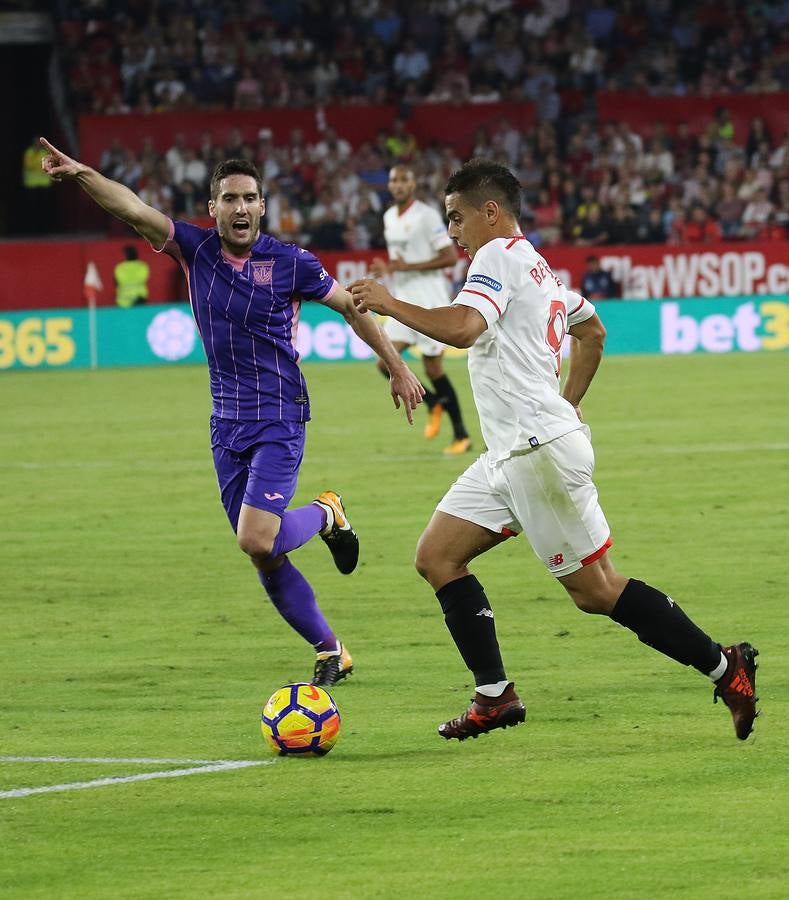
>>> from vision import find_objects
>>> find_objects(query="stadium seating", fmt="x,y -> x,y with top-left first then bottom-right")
53,1 -> 789,249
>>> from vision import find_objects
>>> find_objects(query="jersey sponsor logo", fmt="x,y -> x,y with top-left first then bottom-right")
548,553 -> 564,568
251,260 -> 274,285
469,274 -> 503,292
318,267 -> 329,280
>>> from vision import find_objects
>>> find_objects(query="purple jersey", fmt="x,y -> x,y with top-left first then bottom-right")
161,220 -> 337,422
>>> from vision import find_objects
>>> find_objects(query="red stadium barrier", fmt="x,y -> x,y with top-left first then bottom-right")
78,102 -> 536,167
597,91 -> 789,140
2,239 -> 787,311
77,93 -> 789,168
0,238 -> 181,310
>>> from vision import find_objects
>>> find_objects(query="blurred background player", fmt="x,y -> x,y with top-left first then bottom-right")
371,164 -> 472,455
40,137 -> 423,688
114,244 -> 150,307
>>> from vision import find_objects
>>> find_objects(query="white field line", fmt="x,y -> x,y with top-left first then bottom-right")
0,756 -> 239,764
0,757 -> 273,800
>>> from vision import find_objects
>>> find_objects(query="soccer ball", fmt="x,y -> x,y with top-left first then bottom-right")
261,683 -> 341,757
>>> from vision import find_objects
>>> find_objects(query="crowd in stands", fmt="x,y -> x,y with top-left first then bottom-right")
96,112 -> 789,251
58,0 -> 789,114
58,0 -> 789,249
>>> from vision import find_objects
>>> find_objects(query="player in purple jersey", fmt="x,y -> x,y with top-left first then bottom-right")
40,138 -> 424,687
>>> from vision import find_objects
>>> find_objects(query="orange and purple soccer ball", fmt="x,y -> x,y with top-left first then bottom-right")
261,683 -> 341,757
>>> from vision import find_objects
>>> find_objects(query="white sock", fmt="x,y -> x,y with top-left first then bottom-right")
314,500 -> 334,533
476,680 -> 509,698
708,651 -> 728,682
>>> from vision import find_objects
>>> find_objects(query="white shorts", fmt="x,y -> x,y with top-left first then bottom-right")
384,317 -> 445,357
435,427 -> 611,577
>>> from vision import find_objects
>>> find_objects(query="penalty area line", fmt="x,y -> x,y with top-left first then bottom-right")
0,759 -> 273,800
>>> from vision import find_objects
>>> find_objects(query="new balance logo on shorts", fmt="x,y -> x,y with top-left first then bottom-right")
548,553 -> 564,568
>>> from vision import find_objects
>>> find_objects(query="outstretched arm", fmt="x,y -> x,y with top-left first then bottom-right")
349,278 -> 486,349
39,137 -> 170,249
320,285 -> 425,424
371,245 -> 457,276
563,313 -> 606,418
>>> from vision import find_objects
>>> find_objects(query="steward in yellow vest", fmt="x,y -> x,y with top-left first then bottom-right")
114,245 -> 150,307
23,141 -> 52,189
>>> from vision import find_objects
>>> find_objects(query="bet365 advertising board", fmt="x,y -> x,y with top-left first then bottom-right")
0,296 -> 786,372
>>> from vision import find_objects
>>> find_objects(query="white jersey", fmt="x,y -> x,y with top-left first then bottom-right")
383,199 -> 453,308
453,236 -> 596,460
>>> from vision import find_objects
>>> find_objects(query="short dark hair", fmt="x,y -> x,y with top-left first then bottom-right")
209,159 -> 263,200
445,158 -> 522,217
389,163 -> 415,179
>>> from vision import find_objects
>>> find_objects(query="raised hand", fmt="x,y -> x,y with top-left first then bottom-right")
39,137 -> 85,181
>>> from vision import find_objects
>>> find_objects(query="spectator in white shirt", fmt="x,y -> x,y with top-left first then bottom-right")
741,186 -> 775,238
393,39 -> 431,85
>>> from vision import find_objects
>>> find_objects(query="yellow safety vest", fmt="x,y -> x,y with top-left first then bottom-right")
23,146 -> 51,189
115,259 -> 150,307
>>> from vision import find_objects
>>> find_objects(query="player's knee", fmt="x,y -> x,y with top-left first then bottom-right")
423,360 -> 443,380
415,546 -> 462,592
414,547 -> 431,581
237,529 -> 275,561
570,587 -> 617,615
414,543 -> 443,585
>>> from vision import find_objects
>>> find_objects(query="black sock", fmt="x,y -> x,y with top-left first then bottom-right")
422,383 -> 438,409
378,365 -> 437,407
436,575 -> 505,686
610,579 -> 721,674
430,374 -> 468,439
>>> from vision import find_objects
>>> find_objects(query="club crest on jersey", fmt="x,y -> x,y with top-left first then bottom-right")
469,274 -> 503,291
251,260 -> 274,285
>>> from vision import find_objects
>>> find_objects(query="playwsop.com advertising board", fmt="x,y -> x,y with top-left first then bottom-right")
0,295 -> 786,372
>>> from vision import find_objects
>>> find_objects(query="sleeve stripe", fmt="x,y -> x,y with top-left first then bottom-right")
151,217 -> 175,254
505,236 -> 526,250
460,287 -> 502,316
569,297 -> 586,315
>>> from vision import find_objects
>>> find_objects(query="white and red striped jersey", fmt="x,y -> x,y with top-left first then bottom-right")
453,236 -> 596,460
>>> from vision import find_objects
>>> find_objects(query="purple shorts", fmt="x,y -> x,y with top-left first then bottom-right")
210,417 -> 306,532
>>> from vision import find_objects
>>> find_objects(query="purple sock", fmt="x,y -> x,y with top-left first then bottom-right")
259,558 -> 337,650
270,504 -> 325,558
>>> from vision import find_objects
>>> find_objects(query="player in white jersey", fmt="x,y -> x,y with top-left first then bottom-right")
351,159 -> 758,743
370,165 -> 472,455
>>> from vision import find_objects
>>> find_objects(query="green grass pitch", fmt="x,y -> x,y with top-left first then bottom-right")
1,352 -> 787,899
